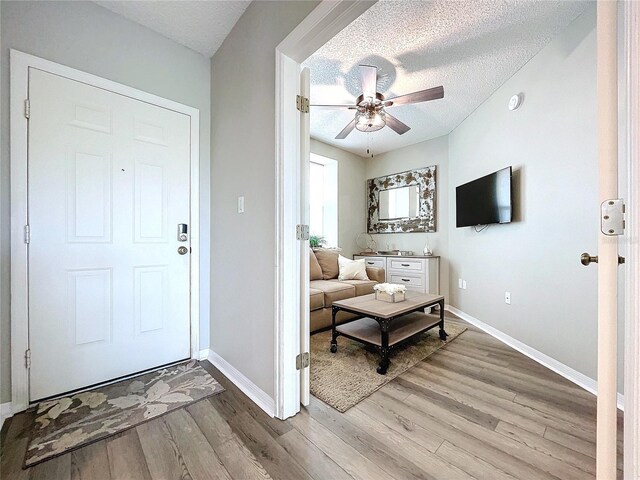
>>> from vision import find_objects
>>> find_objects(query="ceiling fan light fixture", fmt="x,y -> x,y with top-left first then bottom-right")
355,109 -> 386,132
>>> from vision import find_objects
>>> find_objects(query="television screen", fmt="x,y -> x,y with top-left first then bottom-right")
456,167 -> 512,228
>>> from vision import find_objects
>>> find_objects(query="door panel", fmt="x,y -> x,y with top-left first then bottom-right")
28,69 -> 191,401
300,66 -> 311,406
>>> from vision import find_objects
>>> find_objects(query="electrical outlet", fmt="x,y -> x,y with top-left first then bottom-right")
505,291 -> 511,304
462,280 -> 467,290
237,196 -> 245,214
458,278 -> 463,289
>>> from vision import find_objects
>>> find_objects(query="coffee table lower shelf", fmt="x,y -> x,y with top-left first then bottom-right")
333,311 -> 447,374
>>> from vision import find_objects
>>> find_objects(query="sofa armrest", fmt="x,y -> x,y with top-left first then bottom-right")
366,267 -> 386,284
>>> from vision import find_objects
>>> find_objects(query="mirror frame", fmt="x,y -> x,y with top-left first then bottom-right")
367,166 -> 437,233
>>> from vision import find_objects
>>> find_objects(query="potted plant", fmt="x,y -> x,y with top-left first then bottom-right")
309,235 -> 326,248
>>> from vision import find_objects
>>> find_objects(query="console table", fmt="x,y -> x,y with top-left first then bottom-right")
354,254 -> 441,295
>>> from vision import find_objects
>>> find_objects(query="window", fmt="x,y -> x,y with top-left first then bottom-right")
309,153 -> 338,247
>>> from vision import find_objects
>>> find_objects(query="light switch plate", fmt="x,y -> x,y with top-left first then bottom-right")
458,278 -> 463,289
505,291 -> 511,304
462,280 -> 467,290
237,196 -> 245,214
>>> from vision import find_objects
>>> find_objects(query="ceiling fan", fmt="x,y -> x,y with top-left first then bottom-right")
311,65 -> 444,140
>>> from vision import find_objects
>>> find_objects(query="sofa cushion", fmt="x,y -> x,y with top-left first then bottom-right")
340,280 -> 377,297
309,249 -> 323,281
310,280 -> 356,306
309,288 -> 324,311
313,248 -> 339,280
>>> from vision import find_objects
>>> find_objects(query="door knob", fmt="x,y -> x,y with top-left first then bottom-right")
581,253 -> 598,266
178,246 -> 189,255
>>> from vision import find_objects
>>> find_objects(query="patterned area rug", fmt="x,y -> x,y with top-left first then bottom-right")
24,361 -> 224,467
310,322 -> 466,412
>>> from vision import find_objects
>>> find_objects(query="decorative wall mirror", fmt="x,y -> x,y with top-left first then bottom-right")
367,166 -> 436,233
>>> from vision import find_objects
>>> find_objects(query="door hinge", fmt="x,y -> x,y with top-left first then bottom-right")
24,225 -> 30,244
296,95 -> 309,113
601,199 -> 625,236
296,224 -> 309,241
25,349 -> 31,369
24,99 -> 30,119
296,352 -> 310,370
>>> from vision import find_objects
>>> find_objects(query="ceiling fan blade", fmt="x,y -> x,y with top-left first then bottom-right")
335,118 -> 356,139
310,104 -> 357,110
384,85 -> 444,107
359,64 -> 378,99
385,113 -> 411,135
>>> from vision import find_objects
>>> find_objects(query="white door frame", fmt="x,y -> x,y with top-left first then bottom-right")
273,0 -> 640,469
9,50 -> 201,414
274,0 -> 376,419
624,0 -> 640,476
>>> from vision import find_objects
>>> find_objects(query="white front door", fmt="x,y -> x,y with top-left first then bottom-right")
28,69 -> 191,401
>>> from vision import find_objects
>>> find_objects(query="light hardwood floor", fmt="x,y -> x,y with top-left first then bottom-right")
0,315 -> 624,479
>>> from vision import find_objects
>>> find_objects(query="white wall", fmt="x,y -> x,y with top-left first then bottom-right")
210,1 -> 319,399
0,1 -> 212,404
447,6 -> 623,392
311,139 -> 367,258
366,136 -> 450,299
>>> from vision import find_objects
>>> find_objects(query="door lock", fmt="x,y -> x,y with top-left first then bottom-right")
178,246 -> 189,255
177,224 -> 188,242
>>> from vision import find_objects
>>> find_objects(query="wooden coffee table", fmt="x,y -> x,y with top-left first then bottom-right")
330,292 -> 447,375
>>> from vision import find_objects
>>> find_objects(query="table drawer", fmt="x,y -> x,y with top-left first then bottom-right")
355,256 -> 385,269
389,258 -> 424,272
390,274 -> 424,289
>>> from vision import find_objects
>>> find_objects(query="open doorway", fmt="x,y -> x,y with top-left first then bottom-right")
277,0 -> 638,477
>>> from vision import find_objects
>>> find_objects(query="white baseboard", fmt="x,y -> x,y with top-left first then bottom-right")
1,402 -> 13,429
197,348 -> 211,361
446,305 -> 625,411
203,350 -> 275,417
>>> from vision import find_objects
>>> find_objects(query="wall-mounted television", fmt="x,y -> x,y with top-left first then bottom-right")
456,167 -> 512,228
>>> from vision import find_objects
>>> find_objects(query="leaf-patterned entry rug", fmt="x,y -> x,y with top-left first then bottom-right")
24,361 -> 224,468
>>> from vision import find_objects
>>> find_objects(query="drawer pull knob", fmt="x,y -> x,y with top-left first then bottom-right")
367,262 -> 374,265
401,263 -> 410,267
401,278 -> 410,282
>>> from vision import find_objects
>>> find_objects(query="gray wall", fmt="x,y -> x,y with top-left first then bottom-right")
447,6 -> 623,391
210,1 -> 319,398
311,139 -> 367,258
0,1 -> 212,404
365,136 -> 450,298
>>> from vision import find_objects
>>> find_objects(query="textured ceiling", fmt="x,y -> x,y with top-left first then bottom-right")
94,1 -> 250,57
304,0 -> 591,157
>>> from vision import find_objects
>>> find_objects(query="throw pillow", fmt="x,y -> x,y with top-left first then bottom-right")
338,255 -> 369,281
314,248 -> 340,280
309,249 -> 323,281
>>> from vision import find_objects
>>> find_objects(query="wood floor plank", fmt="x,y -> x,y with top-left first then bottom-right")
70,441 -> 111,480
416,359 -> 518,401
305,395 -> 463,480
1,412 -> 36,480
434,441 -> 518,480
407,366 -> 546,435
137,417 -> 193,480
543,426 -> 596,458
404,393 -> 589,480
29,454 -> 71,480
186,399 -> 235,448
345,406 -> 474,479
364,391 -> 554,480
277,428 -> 353,480
288,409 -> 389,480
352,394 -> 446,453
397,373 -> 501,430
106,429 -> 152,480
495,421 -> 595,475
229,411 -> 313,480
215,435 -> 272,480
164,408 -> 232,480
